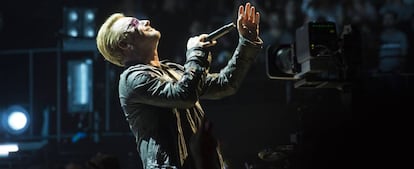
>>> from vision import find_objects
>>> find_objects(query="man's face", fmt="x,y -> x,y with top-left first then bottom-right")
112,17 -> 161,45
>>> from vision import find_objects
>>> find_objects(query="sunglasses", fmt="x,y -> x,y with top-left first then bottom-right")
120,18 -> 139,42
125,18 -> 139,33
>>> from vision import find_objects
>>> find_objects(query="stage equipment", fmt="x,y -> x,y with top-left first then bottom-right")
266,22 -> 359,90
1,105 -> 30,135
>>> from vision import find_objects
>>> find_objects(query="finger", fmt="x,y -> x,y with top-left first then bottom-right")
238,5 -> 244,27
251,6 -> 256,23
256,12 -> 260,25
245,3 -> 251,19
204,40 -> 217,47
199,34 -> 209,42
238,5 -> 243,18
211,40 -> 217,46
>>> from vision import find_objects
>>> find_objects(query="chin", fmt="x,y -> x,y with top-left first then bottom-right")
146,29 -> 161,40
155,30 -> 161,38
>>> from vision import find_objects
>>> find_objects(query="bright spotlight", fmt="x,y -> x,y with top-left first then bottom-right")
68,28 -> 79,37
1,105 -> 30,135
0,144 -> 19,152
68,10 -> 78,22
8,112 -> 27,130
63,7 -> 96,39
84,27 -> 95,38
84,10 -> 95,22
0,143 -> 19,158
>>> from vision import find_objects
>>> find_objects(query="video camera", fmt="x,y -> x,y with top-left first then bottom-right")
266,21 -> 358,90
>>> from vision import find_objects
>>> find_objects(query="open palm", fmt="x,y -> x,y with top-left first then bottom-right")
237,2 -> 260,41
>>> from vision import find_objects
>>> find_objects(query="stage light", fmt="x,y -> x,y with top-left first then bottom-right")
68,10 -> 79,22
0,143 -> 19,158
82,9 -> 96,38
68,28 -> 79,37
67,58 -> 93,113
84,9 -> 95,22
84,26 -> 95,38
62,7 -> 97,51
0,144 -> 19,152
8,112 -> 27,131
63,7 -> 96,39
63,8 -> 81,38
0,151 -> 8,157
1,105 -> 30,135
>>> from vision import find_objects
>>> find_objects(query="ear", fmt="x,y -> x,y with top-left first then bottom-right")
118,41 -> 130,50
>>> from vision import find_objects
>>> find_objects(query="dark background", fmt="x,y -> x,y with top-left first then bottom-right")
0,0 -> 413,169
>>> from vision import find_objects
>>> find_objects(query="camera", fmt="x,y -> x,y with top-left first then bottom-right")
266,21 -> 358,90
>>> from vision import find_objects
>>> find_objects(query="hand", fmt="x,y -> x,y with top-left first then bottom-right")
237,2 -> 260,41
187,34 -> 217,50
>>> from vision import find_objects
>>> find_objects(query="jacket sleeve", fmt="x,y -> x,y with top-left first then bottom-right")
200,37 -> 263,99
119,47 -> 210,109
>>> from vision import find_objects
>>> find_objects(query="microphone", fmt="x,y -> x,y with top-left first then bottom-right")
205,22 -> 236,41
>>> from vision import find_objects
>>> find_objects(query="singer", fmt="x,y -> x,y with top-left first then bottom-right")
96,2 -> 262,169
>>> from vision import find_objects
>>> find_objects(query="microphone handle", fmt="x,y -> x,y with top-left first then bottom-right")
205,23 -> 236,41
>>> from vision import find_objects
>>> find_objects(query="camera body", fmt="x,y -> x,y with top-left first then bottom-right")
266,21 -> 356,90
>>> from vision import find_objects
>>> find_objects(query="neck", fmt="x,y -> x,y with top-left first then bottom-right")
149,51 -> 160,67
142,41 -> 160,67
123,44 -> 160,67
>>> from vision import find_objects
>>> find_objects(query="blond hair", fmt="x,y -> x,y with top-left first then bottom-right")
96,13 -> 126,67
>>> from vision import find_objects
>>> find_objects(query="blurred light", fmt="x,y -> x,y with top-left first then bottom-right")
0,144 -> 19,152
8,112 -> 27,131
82,9 -> 96,39
68,10 -> 78,22
1,105 -> 30,135
78,62 -> 88,104
84,10 -> 95,22
64,7 -> 96,39
84,27 -> 95,38
67,59 -> 93,113
0,151 -> 8,157
0,143 -> 18,158
68,28 -> 79,37
71,132 -> 87,143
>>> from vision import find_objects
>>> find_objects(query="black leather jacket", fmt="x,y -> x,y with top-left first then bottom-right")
119,37 -> 262,169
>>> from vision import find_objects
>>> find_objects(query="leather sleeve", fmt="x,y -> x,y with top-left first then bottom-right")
119,47 -> 210,109
200,37 -> 263,99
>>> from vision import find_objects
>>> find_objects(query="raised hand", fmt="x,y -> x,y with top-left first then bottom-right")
237,2 -> 260,42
